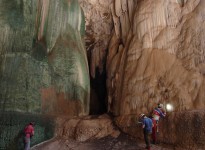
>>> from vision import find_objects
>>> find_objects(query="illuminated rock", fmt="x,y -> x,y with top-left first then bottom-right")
106,0 -> 205,148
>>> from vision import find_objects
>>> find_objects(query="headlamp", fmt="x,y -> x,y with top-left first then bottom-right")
166,103 -> 174,112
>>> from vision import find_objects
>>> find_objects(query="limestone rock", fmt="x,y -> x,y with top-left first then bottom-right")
107,0 -> 204,114
106,0 -> 205,148
79,0 -> 113,78
115,0 -> 122,17
111,3 -> 121,38
128,0 -> 135,23
115,110 -> 205,149
0,0 -> 90,115
0,1 -> 90,149
55,114 -> 120,142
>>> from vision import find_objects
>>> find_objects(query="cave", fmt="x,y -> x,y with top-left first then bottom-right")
86,38 -> 108,115
1,0 -> 205,150
89,66 -> 107,115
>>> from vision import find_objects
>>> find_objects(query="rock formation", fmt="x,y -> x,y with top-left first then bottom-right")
1,0 -> 205,149
55,114 -> 119,142
0,0 -> 89,149
79,0 -> 113,78
0,0 -> 89,116
107,0 -> 205,115
79,0 -> 114,114
106,0 -> 205,149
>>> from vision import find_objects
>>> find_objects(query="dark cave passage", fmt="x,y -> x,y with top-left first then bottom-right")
89,67 -> 107,115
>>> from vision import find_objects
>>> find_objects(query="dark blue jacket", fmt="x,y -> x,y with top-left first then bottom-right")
142,117 -> 153,132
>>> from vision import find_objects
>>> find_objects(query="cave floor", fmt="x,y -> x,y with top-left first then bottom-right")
31,133 -> 178,150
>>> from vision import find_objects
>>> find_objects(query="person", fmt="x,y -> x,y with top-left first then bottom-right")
139,113 -> 153,150
151,116 -> 157,144
24,122 -> 35,150
152,103 -> 166,144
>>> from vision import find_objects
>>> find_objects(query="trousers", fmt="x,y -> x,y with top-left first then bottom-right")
143,129 -> 152,148
24,137 -> 31,150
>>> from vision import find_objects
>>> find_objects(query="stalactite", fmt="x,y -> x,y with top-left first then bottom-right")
115,0 -> 122,17
0,0 -> 90,121
107,0 -> 205,117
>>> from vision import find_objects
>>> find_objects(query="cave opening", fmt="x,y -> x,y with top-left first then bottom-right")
85,30 -> 108,115
89,66 -> 107,115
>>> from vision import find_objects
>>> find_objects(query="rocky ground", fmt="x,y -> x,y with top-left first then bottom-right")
32,133 -> 179,150
30,114 -> 190,150
4,112 -> 202,150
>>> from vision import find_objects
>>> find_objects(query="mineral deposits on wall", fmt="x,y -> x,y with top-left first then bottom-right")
107,0 -> 205,115
0,0 -> 89,149
0,0 -> 90,116
106,0 -> 205,148
1,0 -> 205,149
79,0 -> 113,78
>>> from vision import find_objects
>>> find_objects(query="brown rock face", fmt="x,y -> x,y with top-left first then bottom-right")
79,0 -> 113,78
115,110 -> 205,149
54,114 -> 119,141
107,0 -> 205,114
104,0 -> 205,148
79,0 -> 114,114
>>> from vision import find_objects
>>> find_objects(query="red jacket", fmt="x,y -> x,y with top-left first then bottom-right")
24,124 -> 34,138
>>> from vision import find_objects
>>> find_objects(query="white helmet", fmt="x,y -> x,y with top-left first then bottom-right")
158,103 -> 163,108
139,113 -> 145,118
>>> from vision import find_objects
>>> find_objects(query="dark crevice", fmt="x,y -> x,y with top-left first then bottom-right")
89,66 -> 107,115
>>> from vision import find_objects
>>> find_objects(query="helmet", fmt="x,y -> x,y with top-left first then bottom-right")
158,103 -> 163,108
29,122 -> 35,126
139,113 -> 145,118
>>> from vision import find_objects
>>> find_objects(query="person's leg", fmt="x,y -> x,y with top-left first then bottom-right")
24,137 -> 31,150
144,130 -> 150,148
152,125 -> 156,144
156,121 -> 159,132
147,132 -> 152,150
156,121 -> 160,144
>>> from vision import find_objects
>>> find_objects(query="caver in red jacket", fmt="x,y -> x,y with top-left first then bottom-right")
152,118 -> 157,144
24,123 -> 34,138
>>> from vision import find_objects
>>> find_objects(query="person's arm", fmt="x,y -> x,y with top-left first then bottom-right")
142,119 -> 145,128
31,130 -> 34,136
31,126 -> 34,136
160,108 -> 166,117
151,119 -> 153,127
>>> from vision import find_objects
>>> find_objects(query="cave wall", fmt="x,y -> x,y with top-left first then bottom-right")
1,0 -> 205,149
105,0 -> 205,148
0,0 -> 89,116
107,0 -> 205,115
79,0 -> 113,114
79,0 -> 113,78
0,0 -> 89,149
